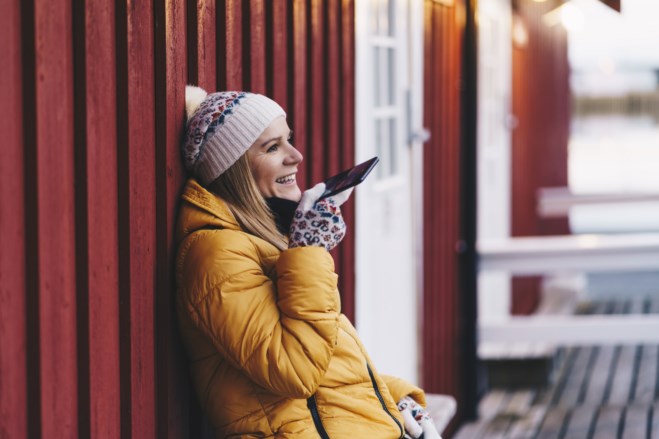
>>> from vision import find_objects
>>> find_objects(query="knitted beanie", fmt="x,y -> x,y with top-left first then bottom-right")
182,85 -> 286,185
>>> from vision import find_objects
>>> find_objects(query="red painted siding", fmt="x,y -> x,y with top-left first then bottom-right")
422,0 -> 465,434
511,1 -> 570,315
73,0 -> 121,437
34,0 -> 78,435
2,1 -> 356,437
1,0 -> 26,437
154,0 -> 188,437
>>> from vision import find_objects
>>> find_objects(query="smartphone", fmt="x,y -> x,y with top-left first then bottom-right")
319,157 -> 379,199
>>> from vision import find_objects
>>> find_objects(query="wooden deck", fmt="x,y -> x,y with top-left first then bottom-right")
456,297 -> 659,438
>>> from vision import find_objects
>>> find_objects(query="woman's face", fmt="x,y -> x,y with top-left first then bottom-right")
247,117 -> 303,202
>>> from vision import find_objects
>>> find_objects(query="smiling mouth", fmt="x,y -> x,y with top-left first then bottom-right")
275,173 -> 297,184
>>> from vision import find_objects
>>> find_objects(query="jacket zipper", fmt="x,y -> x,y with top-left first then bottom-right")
367,363 -> 405,439
306,395 -> 330,439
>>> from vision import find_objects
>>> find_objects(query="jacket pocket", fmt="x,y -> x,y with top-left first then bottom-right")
306,395 -> 330,439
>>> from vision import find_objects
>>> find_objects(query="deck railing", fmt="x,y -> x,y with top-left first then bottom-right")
478,188 -> 659,347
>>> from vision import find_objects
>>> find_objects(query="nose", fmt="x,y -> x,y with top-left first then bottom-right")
284,143 -> 303,165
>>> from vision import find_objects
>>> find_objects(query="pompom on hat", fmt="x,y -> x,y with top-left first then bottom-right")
182,85 -> 286,185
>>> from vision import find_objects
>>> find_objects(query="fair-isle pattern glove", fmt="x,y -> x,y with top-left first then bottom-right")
397,396 -> 442,439
288,183 -> 353,252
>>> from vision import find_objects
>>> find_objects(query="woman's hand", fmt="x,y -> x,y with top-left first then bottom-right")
288,183 -> 352,251
397,396 -> 442,439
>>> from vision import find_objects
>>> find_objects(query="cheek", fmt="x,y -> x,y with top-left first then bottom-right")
249,158 -> 276,193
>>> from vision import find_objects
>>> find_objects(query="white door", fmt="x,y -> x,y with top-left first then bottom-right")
475,0 -> 514,357
354,0 -> 425,384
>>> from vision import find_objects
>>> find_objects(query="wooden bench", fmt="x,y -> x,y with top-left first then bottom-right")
425,393 -> 457,435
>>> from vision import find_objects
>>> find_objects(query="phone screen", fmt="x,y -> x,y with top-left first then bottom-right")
320,157 -> 379,199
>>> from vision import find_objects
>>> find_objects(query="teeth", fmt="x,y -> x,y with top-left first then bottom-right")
276,174 -> 296,184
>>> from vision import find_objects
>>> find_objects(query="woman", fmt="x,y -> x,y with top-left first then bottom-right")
176,86 -> 440,438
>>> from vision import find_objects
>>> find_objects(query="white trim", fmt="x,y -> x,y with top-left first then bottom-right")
479,233 -> 659,274
537,186 -> 659,218
370,36 -> 397,47
480,315 -> 659,344
373,107 -> 400,118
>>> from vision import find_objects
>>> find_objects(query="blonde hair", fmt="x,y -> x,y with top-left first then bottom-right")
208,154 -> 288,251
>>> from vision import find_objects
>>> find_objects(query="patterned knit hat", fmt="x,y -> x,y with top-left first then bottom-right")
182,85 -> 286,185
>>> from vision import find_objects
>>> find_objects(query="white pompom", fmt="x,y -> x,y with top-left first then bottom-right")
185,85 -> 208,120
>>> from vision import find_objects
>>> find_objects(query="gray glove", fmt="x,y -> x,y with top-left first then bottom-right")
398,396 -> 442,439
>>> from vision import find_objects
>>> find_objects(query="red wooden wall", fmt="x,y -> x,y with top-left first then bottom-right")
1,0 -> 355,437
511,0 -> 571,315
422,0 -> 466,434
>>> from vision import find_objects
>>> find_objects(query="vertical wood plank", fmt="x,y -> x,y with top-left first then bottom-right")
116,0 -> 157,436
422,4 -> 465,430
511,0 -> 570,314
34,0 -> 79,435
291,0 -> 308,187
248,0 -> 266,93
421,0 -> 435,391
338,0 -> 355,322
451,3 -> 464,410
73,0 -> 121,437
220,0 -> 243,89
154,0 -> 188,437
0,0 -> 27,436
195,0 -> 217,90
421,2 -> 467,430
325,0 -> 341,282
20,0 -> 41,434
308,0 -> 325,183
326,0 -> 340,179
428,0 -> 438,388
270,0 -> 288,108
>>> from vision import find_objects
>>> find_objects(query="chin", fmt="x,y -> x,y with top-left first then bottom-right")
279,188 -> 301,202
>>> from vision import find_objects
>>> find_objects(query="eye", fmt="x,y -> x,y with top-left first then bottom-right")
287,131 -> 293,142
267,144 -> 279,153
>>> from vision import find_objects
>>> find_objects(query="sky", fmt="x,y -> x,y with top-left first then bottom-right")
567,0 -> 659,95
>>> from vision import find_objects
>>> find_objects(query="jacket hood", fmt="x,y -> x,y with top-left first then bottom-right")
176,178 -> 240,245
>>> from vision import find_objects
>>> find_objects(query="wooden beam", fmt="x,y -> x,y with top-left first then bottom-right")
481,315 -> 659,344
598,0 -> 621,12
479,233 -> 659,274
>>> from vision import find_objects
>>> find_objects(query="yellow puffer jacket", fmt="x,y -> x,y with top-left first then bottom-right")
176,179 -> 426,438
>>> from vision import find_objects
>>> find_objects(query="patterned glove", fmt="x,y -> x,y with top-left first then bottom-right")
288,183 -> 352,252
397,396 -> 442,439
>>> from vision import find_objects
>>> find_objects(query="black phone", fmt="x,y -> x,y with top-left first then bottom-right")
319,157 -> 379,199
